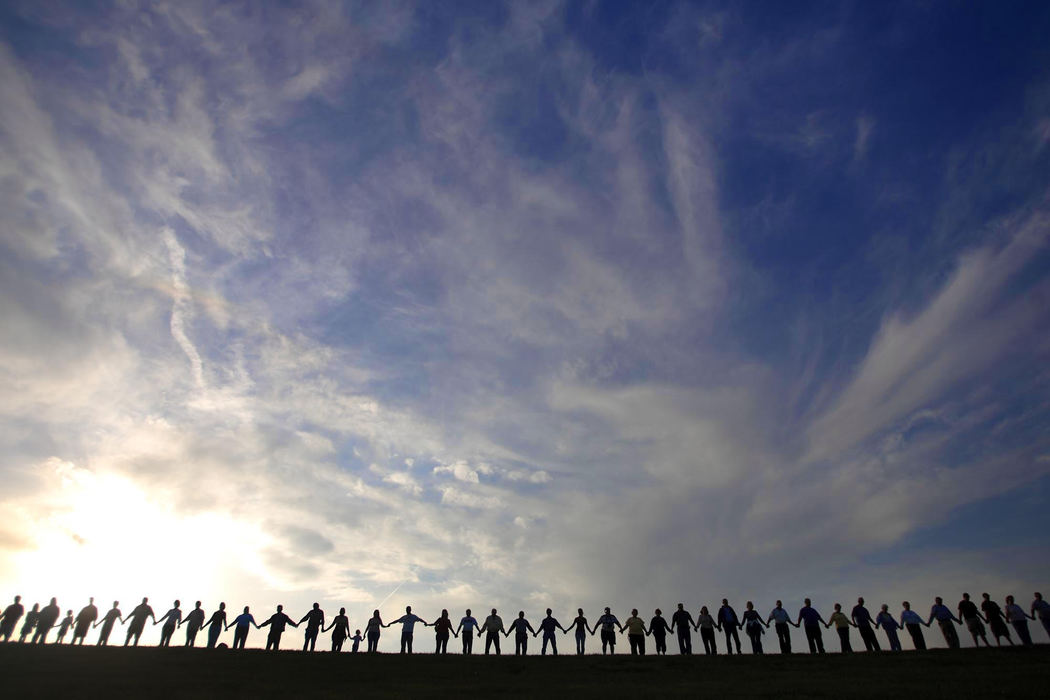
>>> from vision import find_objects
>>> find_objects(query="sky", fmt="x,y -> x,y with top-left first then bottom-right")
1,1 -> 1049,652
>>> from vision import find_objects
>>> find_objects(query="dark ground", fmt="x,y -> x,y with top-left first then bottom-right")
2,642 -> 1048,698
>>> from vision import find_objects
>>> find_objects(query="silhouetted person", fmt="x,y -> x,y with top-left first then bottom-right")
718,599 -> 742,655
299,602 -> 325,652
899,601 -> 927,650
95,602 -> 122,646
124,597 -> 155,646
55,610 -> 74,643
456,609 -> 481,654
33,597 -> 61,644
649,609 -> 671,655
365,610 -> 383,653
565,608 -> 592,655
595,607 -> 622,655
797,599 -> 826,654
767,600 -> 792,653
958,593 -> 989,647
202,602 -> 227,649
507,611 -> 534,656
622,609 -> 647,655
156,600 -> 182,647
740,601 -> 767,654
980,593 -> 1012,646
350,629 -> 362,652
227,606 -> 258,649
71,598 -> 98,645
927,597 -> 960,649
387,605 -> 427,654
0,595 -> 24,642
181,601 -> 206,646
851,597 -> 879,652
1004,595 -> 1034,646
694,606 -> 718,655
261,604 -> 297,650
324,608 -> 350,652
18,603 -> 39,643
536,608 -> 565,655
481,609 -> 504,655
670,603 -> 693,655
874,604 -> 902,651
827,603 -> 855,653
1031,592 -> 1050,640
433,609 -> 456,654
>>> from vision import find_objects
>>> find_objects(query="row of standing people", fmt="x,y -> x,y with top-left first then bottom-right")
2,593 -> 1047,655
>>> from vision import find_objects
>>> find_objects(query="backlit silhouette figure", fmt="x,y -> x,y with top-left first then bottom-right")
767,600 -> 792,653
927,597 -> 960,649
622,609 -> 647,655
387,606 -> 428,654
827,603 -> 855,653
851,598 -> 879,652
874,604 -> 902,651
1031,592 -> 1050,640
364,610 -> 383,653
18,603 -> 39,643
201,602 -> 227,649
55,610 -> 74,643
323,607 -> 350,652
1004,595 -> 1034,646
595,607 -> 622,655
33,597 -> 61,644
481,609 -> 504,655
226,606 -> 258,649
181,601 -> 206,646
564,608 -> 592,655
980,593 -> 1012,646
797,599 -> 826,654
299,602 -> 325,652
94,602 -> 122,646
124,597 -> 155,646
740,601 -> 767,654
156,600 -> 182,647
432,609 -> 456,654
0,595 -> 24,642
717,599 -> 742,655
536,608 -> 565,655
899,601 -> 927,650
72,598 -> 98,645
670,603 -> 693,655
648,609 -> 671,655
350,629 -> 363,653
958,593 -> 990,647
694,606 -> 718,655
506,611 -> 534,656
260,604 -> 298,650
456,609 -> 481,654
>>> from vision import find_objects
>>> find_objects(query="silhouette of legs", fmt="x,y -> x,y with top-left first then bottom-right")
485,632 -> 500,655
303,629 -> 318,652
207,624 -> 222,649
600,629 -> 615,654
366,631 -> 379,653
884,627 -> 902,651
857,625 -> 879,651
233,627 -> 248,649
159,623 -> 176,647
400,631 -> 413,654
700,627 -> 717,654
724,625 -> 741,654
676,629 -> 691,654
435,634 -> 448,654
515,634 -> 527,655
462,632 -> 473,654
266,631 -> 282,651
575,632 -> 586,655
747,628 -> 763,654
905,623 -> 925,650
804,625 -> 825,653
836,628 -> 852,652
541,631 -> 557,655
775,623 -> 791,653
1012,621 -> 1033,646
628,635 -> 645,655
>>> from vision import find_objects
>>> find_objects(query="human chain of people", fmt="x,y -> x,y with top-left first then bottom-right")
1,591 -> 1048,656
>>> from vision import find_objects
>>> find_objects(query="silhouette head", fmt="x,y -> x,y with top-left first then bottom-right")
700,606 -> 709,615
14,595 -> 20,603
677,603 -> 684,610
243,606 -> 249,614
546,608 -> 552,616
518,611 -> 525,618
962,593 -> 970,601
441,609 -> 449,619
1006,595 -> 1015,604
340,607 -> 346,615
174,600 -> 180,608
142,597 -> 148,604
219,603 -> 226,610
804,598 -> 811,607
631,608 -> 638,616
577,608 -> 583,615
491,608 -> 497,615
722,598 -> 728,606
89,597 -> 94,604
881,604 -> 889,612
466,609 -> 472,616
982,593 -> 990,600
112,601 -> 119,608
655,608 -> 662,616
277,605 -> 283,612
313,603 -> 319,610
604,607 -> 611,614
31,604 -> 39,611
66,610 -> 72,615
355,629 -> 361,635
746,601 -> 754,610
858,597 -> 864,605
935,597 -> 942,605
902,602 -> 911,610
775,600 -> 782,608
834,603 -> 842,611
405,606 -> 412,614
373,610 -> 380,618
51,597 -> 57,605
195,601 -> 202,609
1036,592 -> 1044,601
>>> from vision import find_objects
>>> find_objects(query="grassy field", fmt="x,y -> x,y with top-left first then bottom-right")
2,642 -> 1048,698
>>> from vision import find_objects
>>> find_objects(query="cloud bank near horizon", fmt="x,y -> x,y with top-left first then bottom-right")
1,2 -> 1049,648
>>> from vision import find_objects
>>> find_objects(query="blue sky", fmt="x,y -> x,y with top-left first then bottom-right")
1,1 -> 1048,650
